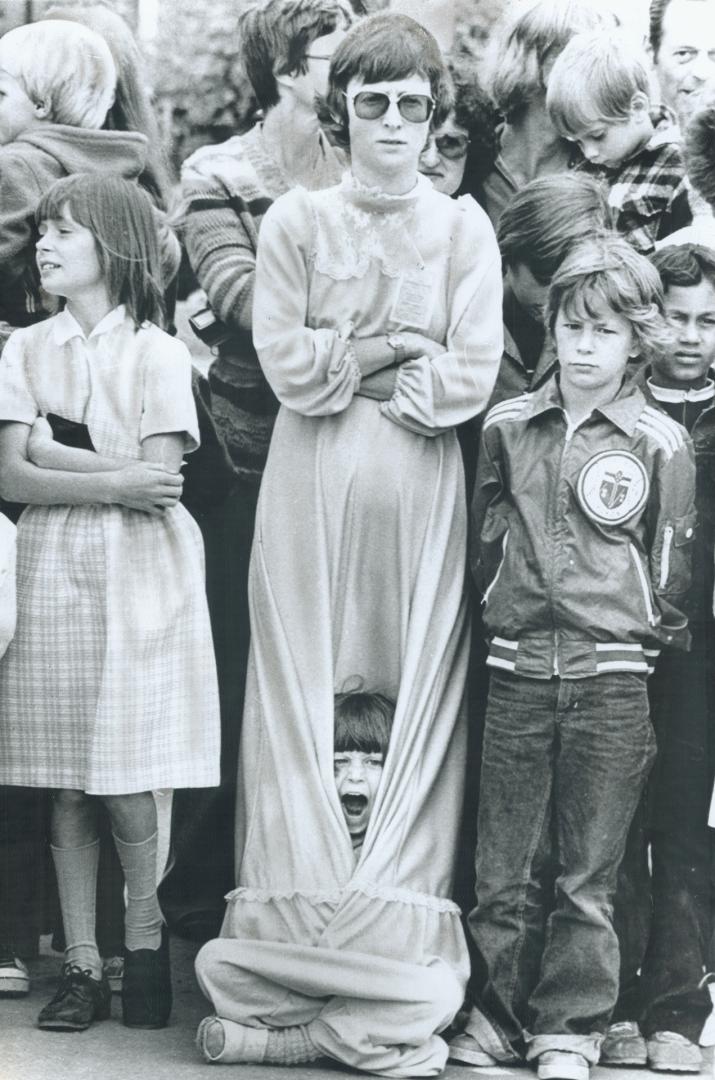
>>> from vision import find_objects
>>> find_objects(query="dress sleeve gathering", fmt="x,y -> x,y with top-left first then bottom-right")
252,189 -> 362,416
380,197 -> 504,437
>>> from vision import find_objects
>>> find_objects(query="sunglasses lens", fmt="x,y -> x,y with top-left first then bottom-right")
436,134 -> 470,159
353,92 -> 390,119
398,95 -> 433,122
351,92 -> 434,123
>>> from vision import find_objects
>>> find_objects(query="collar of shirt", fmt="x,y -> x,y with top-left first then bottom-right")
647,376 -> 715,403
526,373 -> 646,435
52,304 -> 127,346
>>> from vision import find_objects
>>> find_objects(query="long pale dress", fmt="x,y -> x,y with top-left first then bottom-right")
197,174 -> 503,1076
0,306 -> 220,795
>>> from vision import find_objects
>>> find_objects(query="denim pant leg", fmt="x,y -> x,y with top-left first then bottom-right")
466,672 -> 558,1059
639,828 -> 713,1042
527,673 -> 656,1063
611,797 -> 652,1024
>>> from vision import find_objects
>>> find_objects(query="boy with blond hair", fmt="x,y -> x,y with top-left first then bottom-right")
450,235 -> 696,1080
0,19 -> 149,335
547,29 -> 692,253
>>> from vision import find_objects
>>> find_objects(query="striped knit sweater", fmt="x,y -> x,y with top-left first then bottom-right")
181,123 -> 344,484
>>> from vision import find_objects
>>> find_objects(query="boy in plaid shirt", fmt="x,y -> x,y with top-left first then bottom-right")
547,29 -> 692,254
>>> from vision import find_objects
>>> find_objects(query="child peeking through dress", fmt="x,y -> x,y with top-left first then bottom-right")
196,688 -> 396,1066
333,690 -> 394,861
0,173 -> 220,1033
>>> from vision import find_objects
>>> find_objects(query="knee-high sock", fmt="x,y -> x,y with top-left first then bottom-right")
51,839 -> 101,978
112,831 -> 162,951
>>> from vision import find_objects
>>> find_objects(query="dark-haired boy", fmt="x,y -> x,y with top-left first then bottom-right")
604,242 -> 715,1073
333,690 -> 394,859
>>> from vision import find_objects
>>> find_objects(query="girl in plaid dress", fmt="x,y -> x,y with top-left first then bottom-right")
0,174 -> 220,1032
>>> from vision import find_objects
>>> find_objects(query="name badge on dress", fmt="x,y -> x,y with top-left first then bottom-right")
389,269 -> 435,330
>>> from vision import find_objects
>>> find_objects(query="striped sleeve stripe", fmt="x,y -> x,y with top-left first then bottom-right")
594,642 -> 651,673
491,636 -> 518,650
635,407 -> 685,458
487,638 -> 518,672
486,655 -> 517,672
595,659 -> 650,673
642,405 -> 685,448
483,395 -> 530,431
634,418 -> 677,459
595,642 -> 644,652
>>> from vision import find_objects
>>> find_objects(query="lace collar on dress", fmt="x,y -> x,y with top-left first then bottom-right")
311,171 -> 434,281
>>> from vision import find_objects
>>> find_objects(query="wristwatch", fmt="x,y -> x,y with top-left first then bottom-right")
387,333 -> 406,366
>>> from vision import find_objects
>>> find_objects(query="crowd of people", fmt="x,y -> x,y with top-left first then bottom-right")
1,0 -> 715,1077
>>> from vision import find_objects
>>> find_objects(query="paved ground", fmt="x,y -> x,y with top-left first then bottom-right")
5,307 -> 714,1080
3,934 -> 714,1080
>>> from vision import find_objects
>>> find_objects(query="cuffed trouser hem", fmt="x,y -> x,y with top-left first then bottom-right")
524,1031 -> 604,1066
464,1006 -> 523,1063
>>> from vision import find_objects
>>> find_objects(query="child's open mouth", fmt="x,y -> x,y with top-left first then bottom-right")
341,794 -> 367,818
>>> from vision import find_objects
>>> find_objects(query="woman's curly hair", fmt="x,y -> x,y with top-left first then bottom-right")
448,56 -> 500,195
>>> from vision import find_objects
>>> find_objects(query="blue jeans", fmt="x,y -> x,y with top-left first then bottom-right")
465,670 -> 656,1065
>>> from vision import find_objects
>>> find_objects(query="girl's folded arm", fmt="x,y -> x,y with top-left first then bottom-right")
27,420 -> 124,474
141,432 -> 186,473
0,422 -> 181,514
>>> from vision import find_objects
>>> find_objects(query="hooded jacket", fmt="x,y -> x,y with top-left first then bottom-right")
0,125 -> 147,326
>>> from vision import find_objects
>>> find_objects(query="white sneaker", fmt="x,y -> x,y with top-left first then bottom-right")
537,1050 -> 590,1080
0,952 -> 30,996
647,1032 -> 703,1073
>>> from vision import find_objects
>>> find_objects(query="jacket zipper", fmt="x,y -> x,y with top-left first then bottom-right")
629,542 -> 656,625
659,525 -> 674,590
483,530 -> 509,606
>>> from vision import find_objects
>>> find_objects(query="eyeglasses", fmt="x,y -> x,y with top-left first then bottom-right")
304,54 -> 332,61
344,90 -> 435,123
432,132 -> 470,160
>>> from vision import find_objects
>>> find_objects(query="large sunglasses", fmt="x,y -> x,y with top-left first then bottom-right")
432,132 -> 470,160
345,90 -> 435,123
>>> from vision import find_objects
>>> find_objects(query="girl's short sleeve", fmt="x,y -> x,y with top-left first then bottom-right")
0,330 -> 39,425
140,332 -> 200,452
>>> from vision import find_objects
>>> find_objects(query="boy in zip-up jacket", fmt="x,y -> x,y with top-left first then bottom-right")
603,243 -> 715,1073
449,235 -> 696,1080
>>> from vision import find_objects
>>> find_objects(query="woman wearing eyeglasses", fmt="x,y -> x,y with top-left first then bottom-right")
419,57 -> 498,204
192,12 -> 503,1077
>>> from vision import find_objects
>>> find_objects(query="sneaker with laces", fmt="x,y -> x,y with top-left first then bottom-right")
0,949 -> 30,996
537,1050 -> 590,1080
37,964 -> 111,1031
646,1031 -> 703,1073
448,1032 -> 499,1066
601,1021 -> 648,1066
102,955 -> 124,994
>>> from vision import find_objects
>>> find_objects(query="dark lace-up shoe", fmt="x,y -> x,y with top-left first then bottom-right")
37,964 -> 111,1031
122,925 -> 172,1029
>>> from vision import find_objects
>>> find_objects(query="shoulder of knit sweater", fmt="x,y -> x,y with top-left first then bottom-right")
181,132 -> 259,188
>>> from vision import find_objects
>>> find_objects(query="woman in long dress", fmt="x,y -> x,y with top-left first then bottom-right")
195,14 -> 503,1076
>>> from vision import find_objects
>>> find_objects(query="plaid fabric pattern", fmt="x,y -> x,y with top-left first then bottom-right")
0,310 -> 220,794
601,124 -> 692,254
